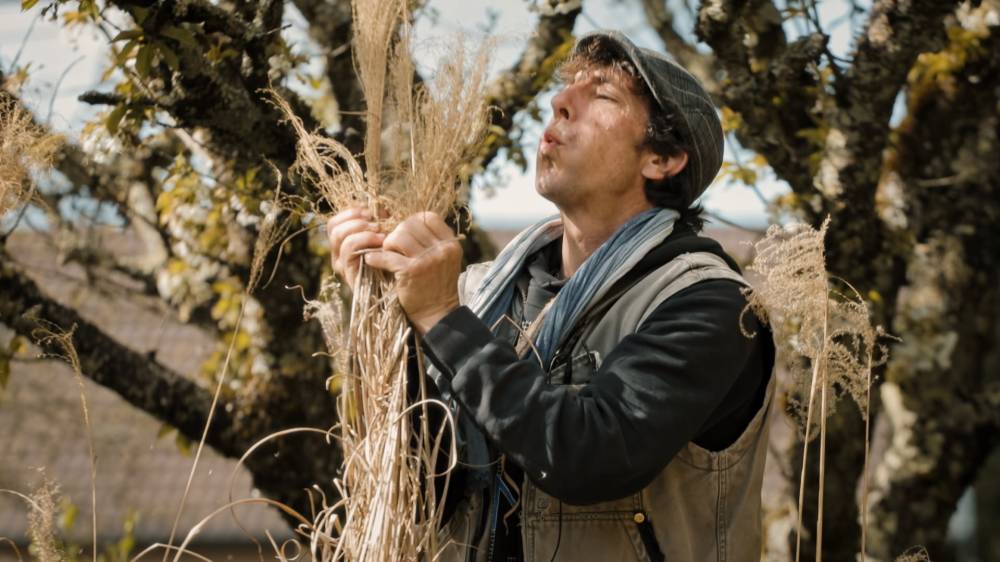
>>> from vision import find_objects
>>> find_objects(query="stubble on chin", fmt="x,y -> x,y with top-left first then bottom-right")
535,155 -> 557,200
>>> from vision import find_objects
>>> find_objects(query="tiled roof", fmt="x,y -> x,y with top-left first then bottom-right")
1,231 -> 292,545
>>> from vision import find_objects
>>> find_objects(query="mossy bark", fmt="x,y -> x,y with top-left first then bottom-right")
696,2 -> 998,560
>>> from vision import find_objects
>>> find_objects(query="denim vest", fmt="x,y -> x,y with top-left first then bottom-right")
436,252 -> 775,562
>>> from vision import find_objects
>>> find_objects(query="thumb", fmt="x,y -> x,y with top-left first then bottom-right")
364,250 -> 410,273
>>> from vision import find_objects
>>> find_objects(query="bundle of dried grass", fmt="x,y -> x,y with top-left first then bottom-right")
274,1 -> 491,560
743,218 -> 887,562
0,97 -> 62,216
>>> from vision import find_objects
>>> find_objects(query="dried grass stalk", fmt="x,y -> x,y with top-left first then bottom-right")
248,168 -> 299,293
742,218 -> 887,562
351,0 -> 402,186
32,321 -> 97,562
0,97 -> 62,216
276,1 -> 490,560
26,479 -> 65,562
896,546 -> 932,562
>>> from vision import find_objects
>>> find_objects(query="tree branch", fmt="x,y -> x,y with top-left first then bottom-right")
823,0 -> 960,206
478,3 -> 582,171
639,0 -> 718,97
697,0 -> 822,196
291,0 -> 366,154
0,248 -> 249,458
99,0 -> 316,169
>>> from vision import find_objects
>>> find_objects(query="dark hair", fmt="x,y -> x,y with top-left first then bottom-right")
558,40 -> 706,231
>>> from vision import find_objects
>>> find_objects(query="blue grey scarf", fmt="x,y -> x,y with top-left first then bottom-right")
469,207 -> 680,365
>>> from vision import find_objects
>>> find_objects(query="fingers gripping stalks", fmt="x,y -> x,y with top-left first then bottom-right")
363,213 -> 465,334
326,207 -> 385,292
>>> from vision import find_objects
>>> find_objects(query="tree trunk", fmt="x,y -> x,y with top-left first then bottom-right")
865,22 -> 1000,561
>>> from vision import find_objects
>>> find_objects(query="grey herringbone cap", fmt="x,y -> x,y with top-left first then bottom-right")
574,31 -> 724,202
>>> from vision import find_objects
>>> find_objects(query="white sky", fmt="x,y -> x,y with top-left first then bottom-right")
1,0 -> 868,229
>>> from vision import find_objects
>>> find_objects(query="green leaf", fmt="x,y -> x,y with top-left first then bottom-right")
131,5 -> 149,24
0,336 -> 24,392
160,25 -> 197,48
156,422 -> 174,440
114,39 -> 139,67
106,105 -> 127,135
155,42 -> 180,72
174,432 -> 193,456
135,44 -> 153,78
111,29 -> 143,42
59,499 -> 79,532
0,356 -> 9,392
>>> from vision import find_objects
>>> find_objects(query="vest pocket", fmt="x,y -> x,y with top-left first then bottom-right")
548,350 -> 601,385
523,481 -> 659,561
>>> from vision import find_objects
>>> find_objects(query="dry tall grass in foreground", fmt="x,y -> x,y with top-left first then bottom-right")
275,0 -> 492,560
26,481 -> 64,562
31,320 -> 99,562
0,97 -> 62,216
743,219 -> 887,562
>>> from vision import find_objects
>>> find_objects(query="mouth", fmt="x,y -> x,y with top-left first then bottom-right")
540,127 -> 562,155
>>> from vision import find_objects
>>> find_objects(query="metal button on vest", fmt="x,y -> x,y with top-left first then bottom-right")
633,512 -> 646,524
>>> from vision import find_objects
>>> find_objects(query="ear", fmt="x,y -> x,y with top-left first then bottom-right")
641,151 -> 688,182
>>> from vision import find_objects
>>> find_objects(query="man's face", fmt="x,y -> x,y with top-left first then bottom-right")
535,65 -> 655,212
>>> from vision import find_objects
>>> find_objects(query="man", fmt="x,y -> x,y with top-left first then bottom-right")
328,31 -> 774,562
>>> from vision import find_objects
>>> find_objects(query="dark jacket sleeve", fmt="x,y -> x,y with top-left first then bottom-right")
421,278 -> 768,505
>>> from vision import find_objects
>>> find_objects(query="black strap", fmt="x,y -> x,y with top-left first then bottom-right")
635,514 -> 666,562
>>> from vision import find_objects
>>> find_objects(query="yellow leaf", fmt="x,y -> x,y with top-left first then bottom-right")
211,297 -> 231,320
166,258 -> 187,274
62,10 -> 89,25
720,106 -> 743,133
21,0 -> 39,10
235,331 -> 251,350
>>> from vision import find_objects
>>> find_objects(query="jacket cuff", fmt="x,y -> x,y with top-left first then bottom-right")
421,306 -> 495,381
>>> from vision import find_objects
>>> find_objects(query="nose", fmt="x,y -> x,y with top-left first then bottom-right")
551,86 -> 573,121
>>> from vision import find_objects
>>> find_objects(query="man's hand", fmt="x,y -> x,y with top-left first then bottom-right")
326,207 -> 385,293
363,212 -> 463,334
